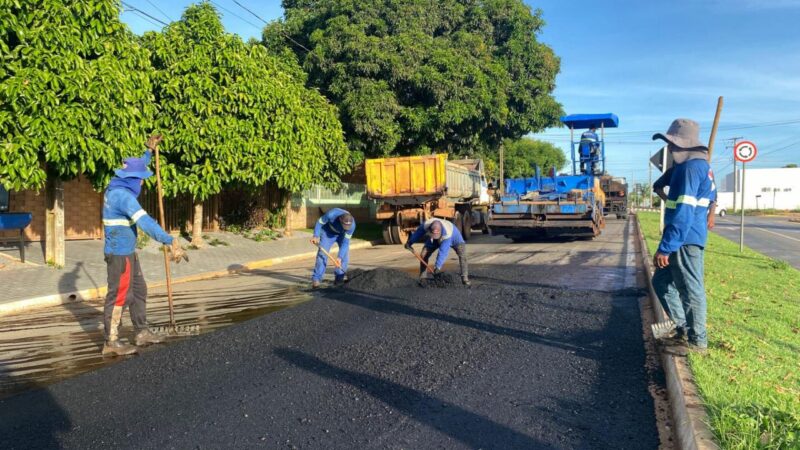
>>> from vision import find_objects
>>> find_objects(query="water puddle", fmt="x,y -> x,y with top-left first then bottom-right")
0,282 -> 311,398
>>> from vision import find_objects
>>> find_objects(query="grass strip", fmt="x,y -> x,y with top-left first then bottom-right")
638,212 -> 799,449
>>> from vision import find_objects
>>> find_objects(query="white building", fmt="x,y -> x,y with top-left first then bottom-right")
717,167 -> 800,210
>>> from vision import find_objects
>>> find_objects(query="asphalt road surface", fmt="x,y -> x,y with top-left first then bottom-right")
0,219 -> 660,449
713,215 -> 800,268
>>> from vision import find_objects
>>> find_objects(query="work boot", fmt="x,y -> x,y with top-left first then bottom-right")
102,339 -> 138,356
462,277 -> 471,287
334,277 -> 345,287
135,328 -> 166,346
687,343 -> 708,355
312,280 -> 321,289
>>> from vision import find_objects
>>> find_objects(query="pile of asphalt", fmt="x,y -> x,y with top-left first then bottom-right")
345,268 -> 415,290
345,268 -> 463,291
1,263 -> 658,449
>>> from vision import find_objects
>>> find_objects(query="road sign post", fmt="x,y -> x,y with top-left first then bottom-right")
733,141 -> 757,252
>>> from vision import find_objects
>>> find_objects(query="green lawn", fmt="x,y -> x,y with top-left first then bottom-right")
298,222 -> 384,243
638,212 -> 800,449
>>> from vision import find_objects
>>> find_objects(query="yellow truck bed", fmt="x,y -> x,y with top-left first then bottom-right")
366,154 -> 447,199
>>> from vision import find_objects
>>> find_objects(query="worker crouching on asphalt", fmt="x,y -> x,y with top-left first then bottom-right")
650,119 -> 717,355
405,218 -> 470,286
101,135 -> 187,356
311,208 -> 355,288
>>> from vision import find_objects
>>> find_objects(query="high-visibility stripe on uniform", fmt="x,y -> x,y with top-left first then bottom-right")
665,196 -> 711,209
131,209 -> 147,223
318,218 -> 326,224
344,233 -> 352,240
103,219 -> 134,226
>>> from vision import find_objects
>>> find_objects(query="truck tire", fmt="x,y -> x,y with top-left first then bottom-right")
382,221 -> 394,245
390,225 -> 409,245
461,211 -> 472,241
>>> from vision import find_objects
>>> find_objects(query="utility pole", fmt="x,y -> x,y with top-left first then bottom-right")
648,150 -> 653,207
725,137 -> 743,212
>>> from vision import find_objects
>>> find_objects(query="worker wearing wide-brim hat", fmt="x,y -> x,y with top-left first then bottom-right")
405,218 -> 470,286
101,135 -> 187,357
650,119 -> 717,354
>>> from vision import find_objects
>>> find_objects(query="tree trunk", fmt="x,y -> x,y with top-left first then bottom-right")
191,199 -> 205,248
45,177 -> 65,267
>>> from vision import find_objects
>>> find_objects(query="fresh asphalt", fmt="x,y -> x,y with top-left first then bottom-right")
712,215 -> 800,269
0,220 -> 660,449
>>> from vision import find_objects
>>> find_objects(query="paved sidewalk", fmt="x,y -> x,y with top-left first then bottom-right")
0,230 -> 372,312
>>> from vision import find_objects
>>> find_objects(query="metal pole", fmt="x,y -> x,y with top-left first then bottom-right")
733,159 -> 737,213
499,142 -> 505,194
739,162 -> 746,252
659,145 -> 667,233
648,150 -> 652,208
600,123 -> 605,174
570,126 -> 576,175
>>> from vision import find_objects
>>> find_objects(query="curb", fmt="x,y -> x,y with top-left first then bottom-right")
0,240 -> 381,316
633,214 -> 719,450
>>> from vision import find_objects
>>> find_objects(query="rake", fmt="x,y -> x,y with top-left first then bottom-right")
407,247 -> 435,274
650,319 -> 676,340
150,137 -> 199,336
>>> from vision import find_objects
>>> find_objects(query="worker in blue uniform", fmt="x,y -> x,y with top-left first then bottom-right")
650,119 -> 717,354
579,125 -> 600,174
101,134 -> 187,357
311,208 -> 355,288
405,218 -> 470,286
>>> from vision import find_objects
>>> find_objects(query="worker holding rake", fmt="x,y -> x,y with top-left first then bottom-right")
100,135 -> 187,356
406,218 -> 470,286
311,208 -> 355,288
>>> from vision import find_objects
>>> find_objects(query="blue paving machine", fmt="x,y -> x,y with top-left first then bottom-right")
487,113 -> 619,240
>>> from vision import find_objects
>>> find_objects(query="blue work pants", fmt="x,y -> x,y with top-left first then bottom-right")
652,244 -> 707,347
312,230 -> 348,282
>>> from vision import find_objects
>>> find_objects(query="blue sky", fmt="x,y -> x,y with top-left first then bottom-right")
120,0 -> 800,186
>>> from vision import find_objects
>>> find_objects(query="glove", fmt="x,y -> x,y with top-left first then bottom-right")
146,134 -> 163,150
433,267 -> 442,279
171,240 -> 188,263
310,237 -> 320,246
404,241 -> 413,251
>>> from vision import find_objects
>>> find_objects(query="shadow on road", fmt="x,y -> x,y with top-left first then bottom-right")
275,348 -> 556,449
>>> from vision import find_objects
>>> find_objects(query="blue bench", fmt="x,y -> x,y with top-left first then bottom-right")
0,213 -> 33,263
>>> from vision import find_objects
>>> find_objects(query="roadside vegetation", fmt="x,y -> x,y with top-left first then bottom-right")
638,212 -> 800,449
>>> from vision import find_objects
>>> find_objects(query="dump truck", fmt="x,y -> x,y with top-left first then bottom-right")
600,175 -> 629,219
366,154 -> 490,244
487,113 -> 618,240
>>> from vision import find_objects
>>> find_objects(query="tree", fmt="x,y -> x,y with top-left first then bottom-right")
143,4 -> 350,246
0,0 -> 155,264
499,138 -> 566,179
266,0 -> 563,159
783,163 -> 797,168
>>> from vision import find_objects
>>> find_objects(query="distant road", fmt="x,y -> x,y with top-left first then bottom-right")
713,215 -> 800,269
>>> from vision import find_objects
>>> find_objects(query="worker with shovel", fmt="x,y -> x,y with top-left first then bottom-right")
311,208 -> 355,288
101,135 -> 187,356
405,218 -> 470,286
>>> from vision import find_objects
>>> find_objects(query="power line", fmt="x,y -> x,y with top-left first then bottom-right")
533,118 -> 800,138
143,0 -> 173,22
209,0 -> 262,31
121,1 -> 168,26
230,0 -> 311,53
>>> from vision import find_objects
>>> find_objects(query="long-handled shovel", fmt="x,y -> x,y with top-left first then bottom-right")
150,137 -> 198,336
312,241 -> 343,270
408,247 -> 435,274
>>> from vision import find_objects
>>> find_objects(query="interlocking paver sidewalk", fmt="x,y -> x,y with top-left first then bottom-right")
0,230 -> 372,312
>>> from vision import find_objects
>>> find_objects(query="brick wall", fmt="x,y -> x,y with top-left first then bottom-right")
0,176 -> 102,242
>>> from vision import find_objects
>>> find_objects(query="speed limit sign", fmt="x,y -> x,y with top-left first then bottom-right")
734,141 -> 757,163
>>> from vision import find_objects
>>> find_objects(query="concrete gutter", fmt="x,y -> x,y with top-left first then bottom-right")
633,214 -> 719,450
0,240 -> 380,316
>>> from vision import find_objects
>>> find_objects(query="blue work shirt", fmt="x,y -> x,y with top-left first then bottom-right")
314,208 -> 356,255
658,158 -> 717,254
580,130 -> 598,142
408,218 -> 465,270
102,186 -> 173,256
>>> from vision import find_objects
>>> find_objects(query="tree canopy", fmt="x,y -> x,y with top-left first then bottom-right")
142,3 -> 351,201
501,137 -> 567,179
266,0 -> 563,159
0,0 -> 155,190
